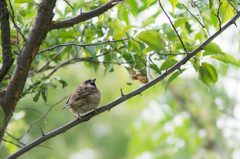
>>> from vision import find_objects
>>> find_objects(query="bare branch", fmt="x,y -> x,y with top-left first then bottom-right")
212,1 -> 223,30
158,0 -> 188,54
49,0 -> 124,30
191,0 -> 210,37
182,3 -> 210,37
7,12 -> 240,159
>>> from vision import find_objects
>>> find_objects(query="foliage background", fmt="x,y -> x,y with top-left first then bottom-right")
1,0 -> 240,158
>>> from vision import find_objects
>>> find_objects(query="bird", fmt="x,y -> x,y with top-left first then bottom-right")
62,78 -> 102,119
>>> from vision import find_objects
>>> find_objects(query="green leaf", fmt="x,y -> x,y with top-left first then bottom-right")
142,17 -> 155,27
104,54 -> 113,72
160,59 -> 178,71
166,69 -> 186,91
211,53 -> 240,66
137,30 -> 165,51
49,82 -> 57,88
147,0 -> 155,7
33,91 -> 41,102
54,77 -> 68,88
203,42 -> 223,56
59,30 -> 75,38
128,40 -> 141,53
209,0 -> 213,8
121,7 -> 129,26
198,62 -> 218,86
85,45 -> 96,58
174,17 -> 189,28
168,0 -> 178,14
41,87 -> 48,103
220,1 -> 236,23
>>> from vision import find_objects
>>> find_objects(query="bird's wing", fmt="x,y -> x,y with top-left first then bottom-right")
62,86 -> 94,109
62,93 -> 72,109
75,86 -> 92,100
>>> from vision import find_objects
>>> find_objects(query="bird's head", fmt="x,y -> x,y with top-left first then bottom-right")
83,78 -> 97,87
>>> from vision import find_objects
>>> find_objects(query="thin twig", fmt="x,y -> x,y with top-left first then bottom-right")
37,38 -> 129,54
35,48 -> 64,74
181,3 -> 209,37
154,52 -> 185,56
3,139 -> 22,148
191,0 -> 210,37
8,0 -> 26,42
5,132 -> 25,146
212,1 -> 222,30
63,0 -> 73,9
158,0 -> 188,54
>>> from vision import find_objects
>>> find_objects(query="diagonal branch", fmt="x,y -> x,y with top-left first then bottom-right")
158,0 -> 188,54
7,11 -> 240,159
0,0 -> 14,83
49,0 -> 124,30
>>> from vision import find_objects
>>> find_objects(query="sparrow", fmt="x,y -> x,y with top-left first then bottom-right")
62,78 -> 102,119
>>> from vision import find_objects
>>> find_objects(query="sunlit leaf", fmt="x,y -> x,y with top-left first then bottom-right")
174,17 -> 189,28
220,1 -> 236,23
137,30 -> 165,51
147,0 -> 155,7
168,0 -> 178,14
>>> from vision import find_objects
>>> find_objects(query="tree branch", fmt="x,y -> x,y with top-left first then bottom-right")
0,0 -> 56,143
49,0 -> 124,30
158,0 -> 188,54
191,0 -> 210,37
0,0 -> 14,83
37,38 -> 129,54
7,11 -> 240,159
182,3 -> 210,37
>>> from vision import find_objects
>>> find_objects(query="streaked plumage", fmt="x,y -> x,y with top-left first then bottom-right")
63,78 -> 102,119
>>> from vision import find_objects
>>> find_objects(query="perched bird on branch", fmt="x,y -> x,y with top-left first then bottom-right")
63,78 -> 102,119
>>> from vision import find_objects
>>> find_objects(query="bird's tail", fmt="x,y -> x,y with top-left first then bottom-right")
62,105 -> 68,109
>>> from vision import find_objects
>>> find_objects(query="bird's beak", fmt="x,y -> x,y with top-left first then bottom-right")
91,78 -> 96,83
